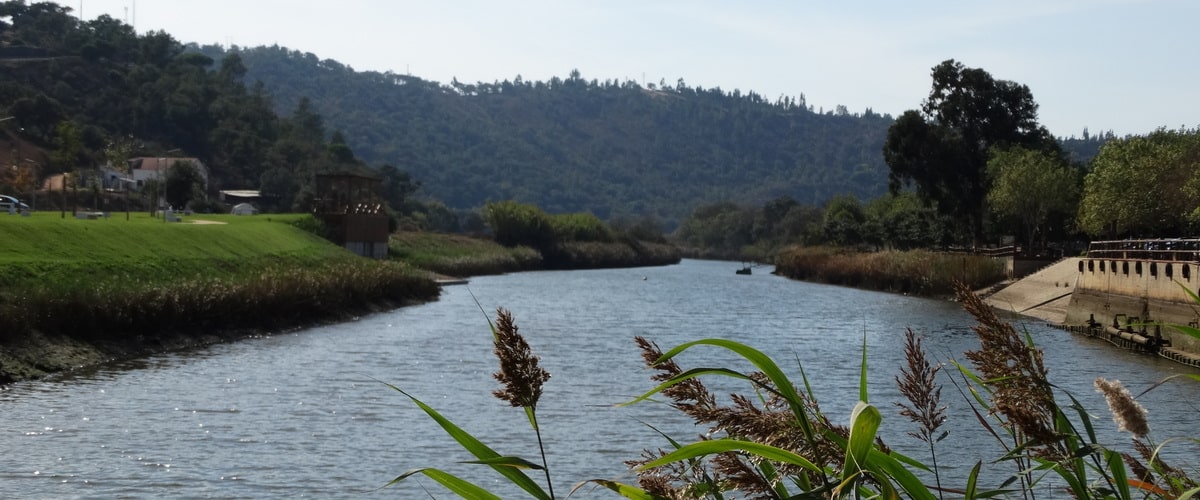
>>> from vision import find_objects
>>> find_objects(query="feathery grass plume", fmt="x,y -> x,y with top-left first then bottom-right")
1094,378 -> 1149,438
628,336 -> 724,496
629,336 -> 847,496
634,335 -> 718,420
895,328 -> 947,498
895,328 -> 947,444
1132,436 -> 1198,495
491,307 -> 551,408
956,282 -> 1065,458
1121,451 -> 1155,486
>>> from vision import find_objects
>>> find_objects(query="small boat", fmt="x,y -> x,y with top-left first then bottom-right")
735,265 -> 752,275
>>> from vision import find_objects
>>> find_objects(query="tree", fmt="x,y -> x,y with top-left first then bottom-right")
1076,129 -> 1200,237
377,164 -> 420,213
883,59 -> 1059,244
865,191 -> 948,250
822,194 -> 866,246
986,147 -> 1080,252
164,160 -> 204,209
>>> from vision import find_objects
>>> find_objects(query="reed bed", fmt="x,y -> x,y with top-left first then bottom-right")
0,258 -> 438,343
388,231 -> 681,274
550,240 -> 681,269
774,246 -> 1007,295
388,231 -> 542,276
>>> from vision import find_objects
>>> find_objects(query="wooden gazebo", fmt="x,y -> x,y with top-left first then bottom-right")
314,172 -> 389,259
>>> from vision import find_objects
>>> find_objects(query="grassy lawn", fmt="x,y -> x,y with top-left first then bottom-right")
0,212 -> 348,289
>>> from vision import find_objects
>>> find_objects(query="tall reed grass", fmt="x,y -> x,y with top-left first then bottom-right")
775,246 -> 1007,295
0,259 -> 437,343
388,231 -> 543,276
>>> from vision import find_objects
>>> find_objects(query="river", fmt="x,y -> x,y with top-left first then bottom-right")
1,259 -> 1197,498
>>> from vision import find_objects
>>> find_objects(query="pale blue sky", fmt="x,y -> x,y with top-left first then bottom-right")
69,0 -> 1196,138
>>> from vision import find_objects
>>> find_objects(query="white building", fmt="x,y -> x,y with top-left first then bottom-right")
128,157 -> 209,191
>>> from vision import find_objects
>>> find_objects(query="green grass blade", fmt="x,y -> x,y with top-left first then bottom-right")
841,401 -> 881,485
579,479 -> 659,499
384,383 -> 551,500
965,460 -> 981,499
654,338 -> 817,441
620,367 -> 754,406
637,438 -> 821,473
1169,323 -> 1200,341
463,455 -> 545,469
387,467 -> 503,500
1105,449 -> 1131,500
858,333 -> 869,403
824,430 -> 937,500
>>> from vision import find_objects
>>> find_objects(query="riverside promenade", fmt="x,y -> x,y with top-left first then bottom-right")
982,257 -> 1082,324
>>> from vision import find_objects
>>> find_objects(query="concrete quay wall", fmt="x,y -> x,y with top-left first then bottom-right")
1064,256 -> 1200,354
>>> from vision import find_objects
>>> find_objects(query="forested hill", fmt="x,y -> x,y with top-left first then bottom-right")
219,45 -> 895,223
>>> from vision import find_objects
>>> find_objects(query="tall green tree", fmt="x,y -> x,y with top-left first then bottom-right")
164,160 -> 204,209
986,147 -> 1080,251
822,194 -> 866,246
883,59 -> 1058,244
1076,129 -> 1200,237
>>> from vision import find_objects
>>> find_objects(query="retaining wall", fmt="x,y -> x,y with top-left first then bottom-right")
1064,256 -> 1200,354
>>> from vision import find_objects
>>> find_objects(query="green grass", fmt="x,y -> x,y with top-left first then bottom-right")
0,212 -> 343,289
0,212 -> 440,383
388,231 -> 542,276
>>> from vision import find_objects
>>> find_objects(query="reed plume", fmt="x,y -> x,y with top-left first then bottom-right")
629,336 -> 842,497
895,328 -> 947,497
491,307 -> 551,409
488,307 -> 557,499
1094,377 -> 1149,438
956,282 -> 1065,459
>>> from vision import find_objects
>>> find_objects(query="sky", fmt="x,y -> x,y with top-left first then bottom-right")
63,0 -> 1197,138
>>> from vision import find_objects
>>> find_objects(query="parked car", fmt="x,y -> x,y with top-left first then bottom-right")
0,194 -> 30,212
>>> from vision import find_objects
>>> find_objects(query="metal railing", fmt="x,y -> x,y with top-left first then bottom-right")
1086,239 -> 1200,262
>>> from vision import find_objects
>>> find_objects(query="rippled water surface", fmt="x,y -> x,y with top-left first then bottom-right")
1,259 -> 1197,497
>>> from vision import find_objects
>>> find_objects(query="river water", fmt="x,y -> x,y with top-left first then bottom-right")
1,259 -> 1197,498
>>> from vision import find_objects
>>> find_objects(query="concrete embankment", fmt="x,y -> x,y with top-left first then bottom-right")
985,255 -> 1200,368
982,257 -> 1081,324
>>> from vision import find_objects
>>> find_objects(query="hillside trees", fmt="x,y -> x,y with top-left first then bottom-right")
229,45 -> 897,225
883,59 -> 1060,244
1,4 -> 442,218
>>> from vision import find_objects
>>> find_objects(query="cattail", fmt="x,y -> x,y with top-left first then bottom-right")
1095,378 -> 1149,438
491,308 -> 551,408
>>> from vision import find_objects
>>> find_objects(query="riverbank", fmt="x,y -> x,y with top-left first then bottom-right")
387,230 -> 681,276
0,213 -> 440,384
0,217 -> 680,384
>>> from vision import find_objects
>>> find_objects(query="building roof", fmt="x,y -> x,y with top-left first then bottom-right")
129,157 -> 204,172
220,190 -> 261,199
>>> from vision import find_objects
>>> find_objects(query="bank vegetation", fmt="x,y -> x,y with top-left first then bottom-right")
0,213 -> 438,383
